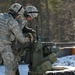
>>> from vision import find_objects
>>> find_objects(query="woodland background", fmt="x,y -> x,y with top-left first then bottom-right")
0,0 -> 75,42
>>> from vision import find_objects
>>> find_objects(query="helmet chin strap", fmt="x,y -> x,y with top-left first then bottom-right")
27,11 -> 39,13
16,6 -> 23,14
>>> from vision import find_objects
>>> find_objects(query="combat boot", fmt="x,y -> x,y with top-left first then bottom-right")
16,68 -> 20,75
13,68 -> 20,75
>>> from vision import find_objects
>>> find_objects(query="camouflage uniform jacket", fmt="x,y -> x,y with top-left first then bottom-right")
0,13 -> 25,44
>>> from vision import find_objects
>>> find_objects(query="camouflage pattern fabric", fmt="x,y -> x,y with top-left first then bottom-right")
16,15 -> 28,29
0,13 -> 26,75
1,45 -> 15,75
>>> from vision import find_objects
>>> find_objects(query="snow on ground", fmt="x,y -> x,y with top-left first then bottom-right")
0,64 -> 29,75
53,55 -> 75,67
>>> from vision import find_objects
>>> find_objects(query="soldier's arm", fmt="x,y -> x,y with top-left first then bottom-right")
8,19 -> 26,43
22,26 -> 36,33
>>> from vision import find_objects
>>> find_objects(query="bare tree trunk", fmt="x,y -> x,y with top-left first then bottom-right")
45,0 -> 50,41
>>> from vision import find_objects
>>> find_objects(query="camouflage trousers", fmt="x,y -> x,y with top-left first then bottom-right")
0,44 -> 17,75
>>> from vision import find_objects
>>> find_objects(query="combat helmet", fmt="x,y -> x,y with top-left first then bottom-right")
24,5 -> 38,19
9,3 -> 24,17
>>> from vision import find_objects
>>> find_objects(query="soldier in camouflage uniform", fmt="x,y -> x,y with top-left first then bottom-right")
12,6 -> 39,75
0,3 -> 29,75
